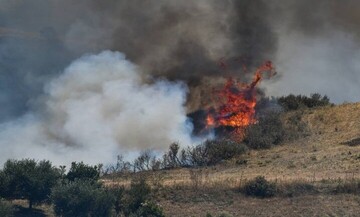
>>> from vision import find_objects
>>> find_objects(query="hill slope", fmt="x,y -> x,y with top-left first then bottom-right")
105,103 -> 360,217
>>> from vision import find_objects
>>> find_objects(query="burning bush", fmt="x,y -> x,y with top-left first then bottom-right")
205,61 -> 276,142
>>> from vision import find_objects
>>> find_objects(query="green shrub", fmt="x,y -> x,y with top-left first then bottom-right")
204,140 -> 247,165
241,176 -> 276,198
51,180 -> 114,217
66,162 -> 100,182
0,199 -> 13,217
278,93 -> 331,111
132,201 -> 165,217
244,112 -> 285,149
0,159 -> 61,209
124,178 -> 151,215
112,186 -> 125,216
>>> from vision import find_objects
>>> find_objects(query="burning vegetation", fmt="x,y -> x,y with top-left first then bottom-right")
191,60 -> 276,140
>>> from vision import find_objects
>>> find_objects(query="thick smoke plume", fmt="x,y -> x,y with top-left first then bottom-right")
0,0 -> 276,120
0,51 -> 193,165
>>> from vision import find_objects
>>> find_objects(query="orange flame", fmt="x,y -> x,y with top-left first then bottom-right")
206,61 -> 275,138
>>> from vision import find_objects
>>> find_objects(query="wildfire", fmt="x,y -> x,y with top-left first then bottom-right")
206,61 -> 275,139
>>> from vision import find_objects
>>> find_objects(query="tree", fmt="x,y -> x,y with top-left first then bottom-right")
124,178 -> 151,216
66,162 -> 100,182
278,93 -> 331,111
51,180 -> 114,217
162,143 -> 181,169
104,155 -> 132,175
0,159 -> 61,209
133,150 -> 154,172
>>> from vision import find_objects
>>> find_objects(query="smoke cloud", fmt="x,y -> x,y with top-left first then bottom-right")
0,0 -> 277,121
0,51 -> 193,165
264,0 -> 360,103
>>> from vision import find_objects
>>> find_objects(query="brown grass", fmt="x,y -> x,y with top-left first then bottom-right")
6,103 -> 360,216
103,103 -> 360,216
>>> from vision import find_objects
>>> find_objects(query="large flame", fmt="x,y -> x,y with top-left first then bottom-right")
206,61 -> 275,139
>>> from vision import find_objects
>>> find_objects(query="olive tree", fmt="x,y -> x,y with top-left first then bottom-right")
0,159 -> 61,209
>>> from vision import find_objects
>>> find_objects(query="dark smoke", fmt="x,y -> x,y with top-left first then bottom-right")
88,0 -> 277,81
0,0 -> 277,122
1,0 -> 360,122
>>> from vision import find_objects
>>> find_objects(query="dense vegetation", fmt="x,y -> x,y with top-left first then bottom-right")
277,93 -> 332,111
0,159 -> 61,209
0,159 -> 164,217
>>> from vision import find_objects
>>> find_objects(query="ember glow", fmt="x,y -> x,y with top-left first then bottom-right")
206,61 -> 276,138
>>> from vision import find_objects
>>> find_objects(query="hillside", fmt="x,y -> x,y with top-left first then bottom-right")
104,103 -> 360,216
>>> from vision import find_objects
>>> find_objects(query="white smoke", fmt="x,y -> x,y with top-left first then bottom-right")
0,51 -> 195,166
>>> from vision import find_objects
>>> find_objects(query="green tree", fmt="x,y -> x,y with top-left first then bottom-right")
0,159 -> 61,209
51,180 -> 114,217
66,162 -> 100,182
124,178 -> 151,216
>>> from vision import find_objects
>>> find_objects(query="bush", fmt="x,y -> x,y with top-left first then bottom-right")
111,186 -> 125,216
0,199 -> 13,217
162,143 -> 181,169
124,178 -> 151,215
204,140 -> 247,165
186,140 -> 247,167
277,181 -> 317,197
333,179 -> 360,194
0,159 -> 61,209
278,93 -> 331,111
244,112 -> 285,149
66,162 -> 100,182
131,201 -> 165,217
51,180 -> 114,217
241,176 -> 276,198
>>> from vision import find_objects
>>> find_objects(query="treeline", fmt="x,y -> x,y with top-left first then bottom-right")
104,140 -> 248,175
277,93 -> 332,111
106,107 -> 302,174
0,160 -> 164,217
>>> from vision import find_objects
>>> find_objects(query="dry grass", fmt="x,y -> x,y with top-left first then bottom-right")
102,103 -> 360,216
7,103 -> 359,216
160,193 -> 360,217
10,200 -> 55,217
